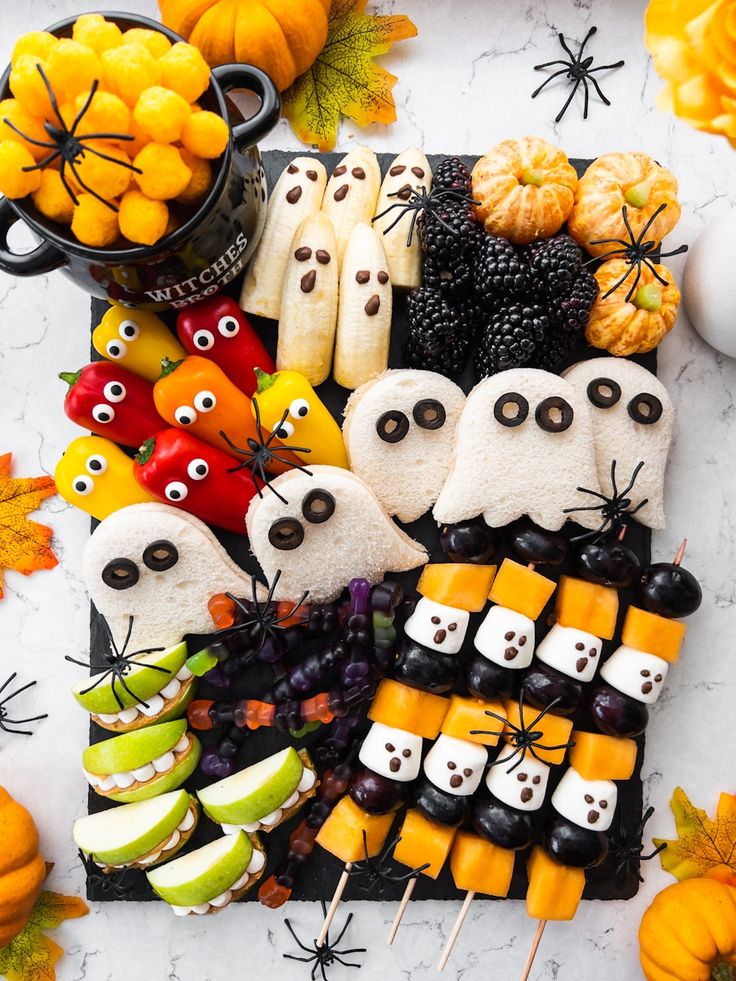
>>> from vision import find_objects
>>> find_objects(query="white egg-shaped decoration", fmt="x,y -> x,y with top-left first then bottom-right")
683,210 -> 736,358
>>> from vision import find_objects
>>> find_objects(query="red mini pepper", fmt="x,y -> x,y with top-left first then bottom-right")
176,295 -> 275,397
60,362 -> 166,448
133,428 -> 259,534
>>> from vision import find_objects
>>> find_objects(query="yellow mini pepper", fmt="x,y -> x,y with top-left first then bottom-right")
92,303 -> 186,382
55,435 -> 157,520
252,368 -> 348,468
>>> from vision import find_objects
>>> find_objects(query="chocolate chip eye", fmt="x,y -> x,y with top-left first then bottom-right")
102,557 -> 139,590
402,749 -> 411,758
447,761 -> 457,770
143,540 -> 179,571
532,775 -> 541,784
302,489 -> 335,524
463,768 -> 473,777
505,631 -> 515,641
517,773 -> 528,782
448,622 -> 457,631
536,396 -> 574,433
413,398 -> 446,430
587,377 -> 622,408
294,246 -> 312,261
376,410 -> 409,443
268,518 -> 304,550
628,392 -> 663,425
385,743 -> 395,753
654,674 -> 663,682
494,392 -> 529,427
431,616 -> 441,625
584,794 -> 595,804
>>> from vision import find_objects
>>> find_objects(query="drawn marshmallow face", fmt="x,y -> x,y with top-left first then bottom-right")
536,624 -> 602,683
404,597 -> 469,654
473,605 -> 535,669
358,723 -> 422,782
551,767 -> 617,832
423,734 -> 487,796
600,645 -> 669,704
485,746 -> 550,812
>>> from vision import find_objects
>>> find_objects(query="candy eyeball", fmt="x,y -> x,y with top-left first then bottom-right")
275,419 -> 295,439
217,315 -> 239,337
474,605 -> 535,669
289,398 -> 310,419
105,339 -> 127,359
423,734 -> 487,796
187,458 -> 209,480
192,329 -> 214,350
536,623 -> 601,683
485,747 -> 549,812
551,767 -> 617,832
174,405 -> 197,426
599,645 -> 669,704
118,319 -> 140,341
92,403 -> 115,424
193,390 -> 216,413
404,597 -> 470,655
102,380 -> 126,402
164,480 -> 188,502
72,474 -> 95,495
86,454 -> 107,475
358,722 -> 422,782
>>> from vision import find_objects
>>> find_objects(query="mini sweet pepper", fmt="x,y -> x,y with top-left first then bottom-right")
92,303 -> 186,383
55,435 -> 157,520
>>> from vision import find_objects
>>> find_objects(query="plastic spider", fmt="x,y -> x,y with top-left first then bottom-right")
220,400 -> 312,504
372,184 -> 479,248
563,459 -> 648,541
215,569 -> 309,662
349,831 -> 429,896
607,806 -> 666,884
587,203 -> 689,302
78,849 -> 137,900
3,71 -> 140,212
283,901 -> 366,981
65,615 -> 170,711
471,692 -> 575,773
0,673 -> 47,736
532,26 -> 625,123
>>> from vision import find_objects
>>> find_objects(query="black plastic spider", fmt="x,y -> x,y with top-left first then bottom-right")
0,673 -> 47,736
77,849 -> 137,900
470,692 -> 575,773
283,901 -> 366,981
372,184 -> 479,248
607,806 -> 666,884
587,203 -> 689,302
349,830 -> 429,896
563,459 -> 648,541
532,26 -> 625,122
3,70 -> 141,212
65,615 -> 170,711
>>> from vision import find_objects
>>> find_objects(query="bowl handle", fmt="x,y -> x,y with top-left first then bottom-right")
0,197 -> 66,277
212,64 -> 281,150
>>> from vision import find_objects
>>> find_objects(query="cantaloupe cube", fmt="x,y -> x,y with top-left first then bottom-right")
441,695 -> 506,747
568,731 -> 637,781
503,699 -> 573,766
555,575 -> 619,639
526,846 -> 585,921
316,796 -> 394,864
417,563 -> 497,612
368,679 -> 448,739
449,831 -> 515,896
621,607 -> 686,663
394,809 -> 456,879
488,560 -> 556,620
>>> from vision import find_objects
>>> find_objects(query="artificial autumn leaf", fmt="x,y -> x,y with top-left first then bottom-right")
282,0 -> 417,151
0,453 -> 57,600
0,889 -> 88,981
654,786 -> 736,881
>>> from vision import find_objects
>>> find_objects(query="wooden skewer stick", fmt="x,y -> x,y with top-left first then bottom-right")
437,890 -> 475,972
387,876 -> 417,945
317,862 -> 352,947
520,919 -> 547,981
674,538 -> 687,566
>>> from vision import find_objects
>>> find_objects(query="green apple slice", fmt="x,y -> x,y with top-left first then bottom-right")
83,720 -> 187,775
111,739 -> 201,803
72,642 -> 188,715
73,790 -> 192,866
197,747 -> 302,825
147,832 -> 252,906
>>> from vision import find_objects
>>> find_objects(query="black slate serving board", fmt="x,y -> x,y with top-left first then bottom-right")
86,151 -> 654,904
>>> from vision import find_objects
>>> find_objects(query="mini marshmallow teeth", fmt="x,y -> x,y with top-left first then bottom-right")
333,223 -> 393,390
321,146 -> 382,270
373,148 -> 432,289
240,157 -> 328,321
276,212 -> 339,386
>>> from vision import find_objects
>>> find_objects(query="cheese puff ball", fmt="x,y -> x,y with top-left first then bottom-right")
71,193 -> 120,246
0,141 -> 41,198
101,43 -> 160,107
11,32 -> 56,66
72,90 -> 130,138
119,189 -> 169,245
0,99 -> 50,162
158,43 -> 210,103
9,55 -> 55,120
32,169 -> 74,223
180,111 -> 229,159
133,143 -> 191,200
72,14 -> 123,55
176,148 -> 213,204
134,86 -> 191,143
46,40 -> 102,101
73,143 -> 133,200
126,114 -> 152,157
123,28 -> 172,59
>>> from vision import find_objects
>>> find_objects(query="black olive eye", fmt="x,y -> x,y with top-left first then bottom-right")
102,558 -> 139,590
535,396 -> 574,433
413,398 -> 446,430
302,489 -> 335,524
376,410 -> 409,443
143,541 -> 179,571
628,393 -> 663,425
587,377 -> 622,409
268,518 -> 305,550
494,392 -> 529,427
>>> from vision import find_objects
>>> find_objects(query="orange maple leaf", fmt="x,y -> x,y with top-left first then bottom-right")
282,0 -> 417,151
654,786 -> 736,881
0,453 -> 58,599
0,889 -> 88,981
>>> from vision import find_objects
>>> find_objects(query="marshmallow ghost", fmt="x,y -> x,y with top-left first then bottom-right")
564,358 -> 674,529
536,624 -> 602,683
600,645 -> 669,704
358,723 -> 422,782
404,597 -> 470,654
433,369 -> 602,531
486,746 -> 550,812
551,767 -> 617,832
474,605 -> 536,670
423,734 -> 487,796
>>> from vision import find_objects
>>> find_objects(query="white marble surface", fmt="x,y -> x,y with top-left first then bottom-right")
1,1 -> 735,978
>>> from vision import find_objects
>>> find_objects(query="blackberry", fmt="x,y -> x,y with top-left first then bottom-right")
403,286 -> 471,377
553,270 -> 599,333
473,304 -> 549,379
525,234 -> 583,299
417,200 -> 478,264
527,330 -> 574,371
422,250 -> 474,298
453,293 -> 484,341
432,156 -> 472,194
474,235 -> 533,305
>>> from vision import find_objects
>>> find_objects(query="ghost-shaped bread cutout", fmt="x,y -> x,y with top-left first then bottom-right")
551,767 -> 617,832
600,645 -> 669,704
433,369 -> 601,531
535,624 -> 602,683
358,723 -> 422,782
343,369 -> 465,522
485,745 -> 550,812
564,358 -> 674,529
246,465 -> 427,603
474,605 -> 535,670
423,734 -> 487,796
404,597 -> 470,654
83,503 -> 255,651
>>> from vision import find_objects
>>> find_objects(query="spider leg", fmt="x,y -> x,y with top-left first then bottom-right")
0,673 -> 17,697
36,64 -> 65,126
641,843 -> 667,861
219,429 -> 251,456
616,461 -> 646,500
331,912 -> 353,947
77,670 -> 115,697
4,712 -> 48,726
331,955 -> 365,968
57,160 -> 79,207
372,200 -> 412,223
69,79 -> 99,136
526,696 -> 563,732
116,672 -> 147,709
406,208 -> 420,248
582,77 -> 590,119
80,142 -> 143,173
284,919 -> 313,953
264,568 -> 281,608
533,58 -> 571,71
78,131 -> 136,143
382,207 -> 417,237
602,262 -> 635,299
0,118 -> 56,149
587,235 -> 631,249
556,77 -> 582,123
587,60 -> 626,73
265,453 -> 313,475
503,747 -> 527,774
558,34 -> 577,62
577,24 -> 598,56
22,149 -> 62,172
282,954 -> 314,964
587,74 -> 612,107
0,678 -> 37,705
531,68 -> 572,99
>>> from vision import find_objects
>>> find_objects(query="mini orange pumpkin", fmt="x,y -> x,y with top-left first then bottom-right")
0,786 -> 46,948
471,136 -> 578,245
569,152 -> 681,257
